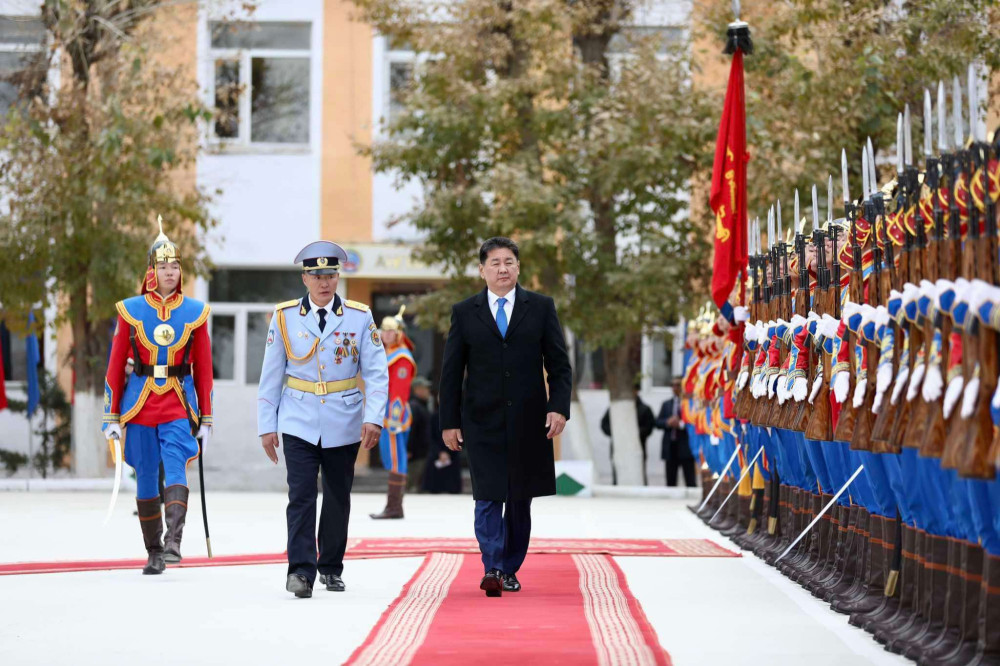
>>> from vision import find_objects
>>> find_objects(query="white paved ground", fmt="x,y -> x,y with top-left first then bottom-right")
0,492 -> 908,666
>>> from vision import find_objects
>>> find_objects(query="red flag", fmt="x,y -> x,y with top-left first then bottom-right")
0,329 -> 8,411
710,49 -> 749,311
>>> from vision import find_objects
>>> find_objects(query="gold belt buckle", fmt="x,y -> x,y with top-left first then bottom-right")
153,365 -> 168,379
314,381 -> 328,396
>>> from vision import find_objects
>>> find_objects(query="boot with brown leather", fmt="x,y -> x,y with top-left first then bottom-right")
918,541 -> 984,665
162,485 -> 189,564
370,471 -> 406,519
136,497 -> 165,575
964,552 -> 1000,666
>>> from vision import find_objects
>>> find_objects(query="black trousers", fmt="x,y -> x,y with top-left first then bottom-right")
283,434 -> 360,584
666,458 -> 696,487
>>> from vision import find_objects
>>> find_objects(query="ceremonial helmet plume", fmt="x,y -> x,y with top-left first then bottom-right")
149,215 -> 181,266
380,305 -> 406,331
141,215 -> 183,295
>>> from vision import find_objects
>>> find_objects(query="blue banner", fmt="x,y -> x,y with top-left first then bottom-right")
26,311 -> 40,418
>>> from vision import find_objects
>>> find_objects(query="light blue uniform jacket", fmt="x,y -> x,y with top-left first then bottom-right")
257,295 -> 389,448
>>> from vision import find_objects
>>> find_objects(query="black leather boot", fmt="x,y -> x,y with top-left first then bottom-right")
162,484 -> 189,564
136,497 -> 165,575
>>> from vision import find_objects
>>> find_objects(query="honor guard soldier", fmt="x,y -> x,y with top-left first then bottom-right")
257,240 -> 389,598
102,218 -> 214,575
370,306 -> 416,520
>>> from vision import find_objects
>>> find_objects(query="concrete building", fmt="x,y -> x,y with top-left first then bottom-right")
0,0 -> 689,487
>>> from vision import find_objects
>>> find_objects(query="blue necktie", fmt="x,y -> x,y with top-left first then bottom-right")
496,297 -> 508,337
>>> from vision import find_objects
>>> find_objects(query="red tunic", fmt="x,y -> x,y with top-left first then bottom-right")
105,291 -> 213,427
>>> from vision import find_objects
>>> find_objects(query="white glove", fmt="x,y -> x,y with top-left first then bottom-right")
768,373 -> 779,398
792,376 -> 808,402
967,279 -> 994,316
923,363 -> 944,402
853,377 -> 868,408
197,424 -> 213,447
734,306 -> 750,323
890,365 -> 910,405
104,423 -> 122,440
876,362 -> 894,396
919,279 -> 938,301
992,379 -> 1000,410
736,370 -> 750,391
906,363 -> 926,402
809,373 -> 824,404
901,283 -> 921,305
943,375 -> 965,419
960,374 -> 980,419
832,371 -> 850,404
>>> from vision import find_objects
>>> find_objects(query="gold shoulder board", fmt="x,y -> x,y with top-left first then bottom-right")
344,299 -> 370,312
275,299 -> 300,310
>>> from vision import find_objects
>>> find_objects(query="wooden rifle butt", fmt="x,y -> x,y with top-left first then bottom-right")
804,384 -> 833,441
989,427 -> 1000,472
833,381 -> 858,442
901,396 -> 930,448
939,411 -> 968,469
918,399 -> 947,458
791,399 -> 812,432
869,391 -> 895,444
777,399 -> 797,430
850,369 -> 878,452
958,328 -> 999,479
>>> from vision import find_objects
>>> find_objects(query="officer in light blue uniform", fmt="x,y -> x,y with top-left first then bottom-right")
258,240 -> 389,598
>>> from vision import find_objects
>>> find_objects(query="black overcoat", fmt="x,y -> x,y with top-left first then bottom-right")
438,285 -> 572,501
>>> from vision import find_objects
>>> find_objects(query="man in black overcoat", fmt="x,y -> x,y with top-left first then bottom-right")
655,378 -> 695,487
439,237 -> 572,597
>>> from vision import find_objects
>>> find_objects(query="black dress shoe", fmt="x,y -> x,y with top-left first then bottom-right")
480,568 -> 503,597
502,573 -> 521,592
286,574 -> 312,598
324,574 -> 346,592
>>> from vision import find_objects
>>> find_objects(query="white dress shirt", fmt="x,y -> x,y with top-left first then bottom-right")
309,296 -> 333,326
487,287 -> 515,326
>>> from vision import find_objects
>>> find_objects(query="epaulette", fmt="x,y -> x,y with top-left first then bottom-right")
275,299 -> 300,310
344,299 -> 369,312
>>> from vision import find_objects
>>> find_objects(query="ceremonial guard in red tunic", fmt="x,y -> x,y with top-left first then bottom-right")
102,221 -> 214,575
370,307 -> 416,520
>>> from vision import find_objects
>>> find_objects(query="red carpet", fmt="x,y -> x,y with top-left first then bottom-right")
346,553 -> 672,666
0,538 -> 736,576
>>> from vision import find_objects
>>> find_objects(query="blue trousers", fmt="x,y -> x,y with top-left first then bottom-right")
474,498 -> 532,574
377,428 -> 408,474
124,419 -> 199,500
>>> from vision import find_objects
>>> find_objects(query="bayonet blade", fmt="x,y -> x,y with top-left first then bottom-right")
862,145 -> 870,199
777,199 -> 783,244
968,63 -> 978,143
953,75 -> 963,148
867,137 -> 878,192
938,81 -> 947,151
827,175 -> 833,222
794,189 -> 801,233
768,206 -> 775,249
896,113 -> 904,174
811,184 -> 819,231
841,148 -> 850,203
923,88 -> 933,157
904,104 -> 913,166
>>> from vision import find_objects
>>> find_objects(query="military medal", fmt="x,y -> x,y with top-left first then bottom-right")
153,324 -> 175,346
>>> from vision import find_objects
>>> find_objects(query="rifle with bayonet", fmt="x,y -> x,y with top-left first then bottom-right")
834,149 -> 865,444
805,184 -> 834,441
851,145 -> 883,453
919,80 -> 958,458
957,68 -> 999,479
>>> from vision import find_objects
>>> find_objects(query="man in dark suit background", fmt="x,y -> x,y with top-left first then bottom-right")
439,237 -> 572,597
655,378 -> 695,487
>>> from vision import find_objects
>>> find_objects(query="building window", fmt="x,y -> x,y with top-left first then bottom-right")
649,332 -> 674,387
387,60 -> 413,124
574,347 -> 606,390
0,15 -> 45,117
0,320 -> 44,384
607,26 -> 683,56
208,21 -> 311,146
211,315 -> 236,381
244,312 -> 270,384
